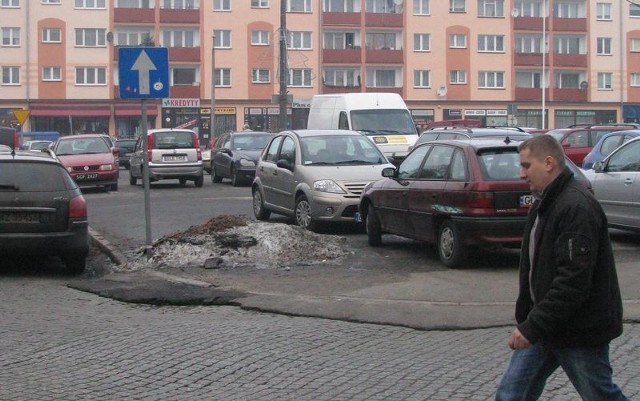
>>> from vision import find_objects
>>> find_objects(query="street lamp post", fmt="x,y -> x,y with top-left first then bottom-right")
541,1 -> 546,130
211,34 -> 216,141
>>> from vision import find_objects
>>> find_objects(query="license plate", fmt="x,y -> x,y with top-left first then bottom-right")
519,194 -> 534,207
354,212 -> 362,223
0,212 -> 40,223
75,173 -> 98,180
163,155 -> 187,162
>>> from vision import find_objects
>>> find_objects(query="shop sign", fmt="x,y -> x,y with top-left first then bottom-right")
486,109 -> 507,116
162,98 -> 200,108
465,109 -> 486,116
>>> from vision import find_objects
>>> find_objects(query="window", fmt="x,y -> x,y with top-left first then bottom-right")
323,68 -> 359,87
366,32 -> 397,50
288,68 -> 312,86
161,29 -> 197,47
1,66 -> 19,85
323,0 -> 358,12
477,0 -> 504,17
555,2 -> 582,18
42,0 -> 61,3
75,0 -> 106,8
607,140 -> 640,172
631,38 -> 640,52
632,4 -> 640,17
449,0 -> 465,12
213,0 -> 230,10
449,34 -> 466,48
116,29 -> 152,46
288,0 -> 311,12
1,0 -> 20,7
597,37 -> 612,55
554,36 -> 581,54
631,73 -> 640,87
413,0 -> 429,14
478,34 -> 504,52
251,0 -> 268,7
397,145 -> 429,179
366,68 -> 397,87
597,72 -> 612,90
161,0 -> 198,9
116,0 -> 153,6
554,72 -> 580,88
450,70 -> 467,84
516,71 -> 543,88
421,145 -> 454,180
514,0 -> 543,17
478,71 -> 504,88
213,30 -> 231,48
414,70 -> 431,87
414,34 -> 430,51
75,28 -> 106,47
252,68 -> 270,83
596,2 -> 611,20
251,31 -> 270,45
366,0 -> 400,13
171,67 -> 198,85
42,66 -> 61,81
515,34 -> 542,53
214,68 -> 231,86
42,28 -> 62,43
288,31 -> 311,49
1,28 -> 19,46
323,31 -> 357,49
75,67 -> 106,85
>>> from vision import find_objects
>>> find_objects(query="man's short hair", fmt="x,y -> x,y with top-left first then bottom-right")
518,135 -> 566,169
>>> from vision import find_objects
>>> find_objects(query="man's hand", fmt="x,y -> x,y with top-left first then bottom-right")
508,328 -> 531,350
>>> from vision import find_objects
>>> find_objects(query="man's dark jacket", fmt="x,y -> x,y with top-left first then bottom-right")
516,167 -> 623,348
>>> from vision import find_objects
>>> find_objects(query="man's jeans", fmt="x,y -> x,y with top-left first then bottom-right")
495,343 -> 629,401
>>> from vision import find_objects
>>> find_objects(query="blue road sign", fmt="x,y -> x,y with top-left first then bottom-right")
118,47 -> 169,99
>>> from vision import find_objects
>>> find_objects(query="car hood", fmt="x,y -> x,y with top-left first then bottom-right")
58,153 -> 115,167
298,163 -> 394,182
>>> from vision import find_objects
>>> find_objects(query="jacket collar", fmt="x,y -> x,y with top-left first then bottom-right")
536,167 -> 574,213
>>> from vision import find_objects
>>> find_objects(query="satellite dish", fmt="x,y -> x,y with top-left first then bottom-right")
511,8 -> 520,17
437,86 -> 447,97
580,81 -> 589,90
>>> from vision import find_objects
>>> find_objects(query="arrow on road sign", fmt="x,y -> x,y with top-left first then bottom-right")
132,50 -> 156,96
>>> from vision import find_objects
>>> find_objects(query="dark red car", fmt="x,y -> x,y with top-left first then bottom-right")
546,125 -> 635,167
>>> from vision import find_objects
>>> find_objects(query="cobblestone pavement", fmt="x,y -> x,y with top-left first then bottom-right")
1,277 -> 638,401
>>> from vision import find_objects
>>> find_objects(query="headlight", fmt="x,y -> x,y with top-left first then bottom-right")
314,180 -> 346,194
99,164 -> 114,171
66,166 -> 73,173
239,158 -> 256,167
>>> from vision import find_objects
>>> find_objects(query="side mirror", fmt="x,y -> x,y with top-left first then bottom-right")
276,159 -> 294,171
382,166 -> 396,177
112,147 -> 120,156
593,161 -> 604,173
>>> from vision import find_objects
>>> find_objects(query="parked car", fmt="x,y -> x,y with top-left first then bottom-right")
211,131 -> 274,186
114,138 -> 137,169
590,137 -> 640,233
252,129 -> 394,231
359,138 -> 592,268
51,134 -> 119,192
0,149 -> 89,273
0,126 -> 20,148
20,140 -> 53,152
581,129 -> 640,169
417,127 -> 532,144
545,125 -> 636,167
129,128 -> 204,187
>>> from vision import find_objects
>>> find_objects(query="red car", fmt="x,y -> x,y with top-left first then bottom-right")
52,134 -> 119,191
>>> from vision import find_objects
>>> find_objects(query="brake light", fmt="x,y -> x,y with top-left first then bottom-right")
147,133 -> 153,161
69,194 -> 87,219
193,133 -> 202,160
467,191 -> 495,209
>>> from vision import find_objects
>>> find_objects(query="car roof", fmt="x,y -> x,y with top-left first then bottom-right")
416,138 -> 521,150
58,133 -> 107,140
422,127 -> 531,136
282,129 -> 365,138
147,128 -> 195,135
0,148 -> 58,162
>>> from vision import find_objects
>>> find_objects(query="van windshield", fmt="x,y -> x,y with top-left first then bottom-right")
350,110 -> 417,136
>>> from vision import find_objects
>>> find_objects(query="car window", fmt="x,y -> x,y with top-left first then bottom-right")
565,131 -> 588,147
478,149 -> 522,180
338,112 -> 349,130
606,140 -> 640,172
279,137 -> 296,164
420,145 -> 454,179
264,136 -> 283,162
590,130 -> 610,145
154,131 -> 194,149
398,145 -> 430,179
450,150 -> 467,180
601,136 -> 622,157
232,134 -> 272,150
0,161 -> 72,191
419,133 -> 439,142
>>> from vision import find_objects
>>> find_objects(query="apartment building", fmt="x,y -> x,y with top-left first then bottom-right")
1,0 -> 640,141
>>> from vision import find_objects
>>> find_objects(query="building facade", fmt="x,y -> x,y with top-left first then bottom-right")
1,0 -> 640,141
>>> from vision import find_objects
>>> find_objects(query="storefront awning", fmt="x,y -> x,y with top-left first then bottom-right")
115,103 -> 159,117
30,102 -> 111,117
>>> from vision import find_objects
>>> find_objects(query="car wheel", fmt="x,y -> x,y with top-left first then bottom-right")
211,164 -> 223,183
438,219 -> 468,268
129,171 -> 137,185
295,195 -> 319,231
194,175 -> 204,188
230,167 -> 241,187
64,257 -> 86,275
252,187 -> 271,220
366,204 -> 382,246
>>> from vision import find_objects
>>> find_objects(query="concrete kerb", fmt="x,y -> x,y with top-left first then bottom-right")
88,227 -> 125,266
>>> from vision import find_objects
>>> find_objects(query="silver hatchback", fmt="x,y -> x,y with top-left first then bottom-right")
251,129 -> 394,231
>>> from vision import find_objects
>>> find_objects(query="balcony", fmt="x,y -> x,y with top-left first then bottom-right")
322,11 -> 360,25
553,53 -> 587,68
515,87 -> 549,101
114,7 -> 155,23
513,17 -> 545,31
160,8 -> 199,23
365,87 -> 403,96
365,48 -> 403,64
365,12 -> 403,27
552,17 -> 587,32
323,48 -> 361,63
170,85 -> 201,98
322,85 -> 361,94
514,53 -> 548,67
169,47 -> 201,62
553,88 -> 588,102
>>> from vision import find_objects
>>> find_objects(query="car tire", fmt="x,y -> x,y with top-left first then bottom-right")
295,195 -> 319,232
64,257 -> 86,275
129,171 -> 137,185
366,204 -> 382,246
252,187 -> 271,220
230,167 -> 241,187
438,219 -> 468,268
211,164 -> 223,183
194,175 -> 204,188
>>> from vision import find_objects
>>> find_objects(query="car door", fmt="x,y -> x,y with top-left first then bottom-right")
592,139 -> 640,229
213,133 -> 231,177
129,136 -> 145,177
257,136 -> 283,208
269,135 -> 297,213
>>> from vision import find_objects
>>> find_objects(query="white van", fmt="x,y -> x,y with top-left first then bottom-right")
306,93 -> 418,162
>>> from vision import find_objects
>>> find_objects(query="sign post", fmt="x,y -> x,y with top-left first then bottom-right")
118,47 -> 169,258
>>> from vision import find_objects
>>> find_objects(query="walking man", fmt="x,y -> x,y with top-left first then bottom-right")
495,135 -> 629,401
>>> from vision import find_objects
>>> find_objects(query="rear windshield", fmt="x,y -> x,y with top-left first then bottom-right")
477,149 -> 522,181
0,161 -> 76,191
153,131 -> 195,149
231,134 -> 273,150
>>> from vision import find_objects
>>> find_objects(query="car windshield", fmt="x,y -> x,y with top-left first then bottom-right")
301,135 -> 387,165
0,161 -> 71,191
231,134 -> 272,150
115,140 -> 136,150
56,137 -> 111,155
477,149 -> 522,181
350,109 -> 416,135
153,131 -> 194,149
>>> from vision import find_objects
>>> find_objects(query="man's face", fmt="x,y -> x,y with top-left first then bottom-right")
519,148 -> 552,196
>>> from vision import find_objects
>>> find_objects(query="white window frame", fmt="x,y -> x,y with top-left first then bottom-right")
597,72 -> 612,90
515,70 -> 543,88
251,31 -> 270,45
323,68 -> 360,87
213,0 -> 230,11
555,2 -> 582,18
42,28 -> 62,43
213,30 -> 231,48
450,70 -> 467,84
514,0 -> 542,17
414,70 -> 431,88
554,72 -> 580,88
214,68 -> 231,87
413,0 -> 429,15
477,0 -> 504,17
42,66 -> 62,81
42,0 -> 61,4
171,66 -> 199,85
288,31 -> 312,50
252,68 -> 270,83
554,35 -> 583,55
631,38 -> 640,52
115,29 -> 152,46
515,34 -> 542,53
596,2 -> 611,20
1,0 -> 20,7
449,0 -> 465,12
632,4 -> 640,17
1,27 -> 19,47
366,68 -> 398,87
478,71 -> 505,88
630,73 -> 640,87
251,0 -> 268,8
75,28 -> 106,47
75,67 -> 106,85
115,0 -> 154,7
75,0 -> 106,8
414,33 -> 430,52
288,68 -> 312,87
597,37 -> 612,55
161,29 -> 198,47
323,31 -> 358,49
449,34 -> 466,48
1,66 -> 19,85
288,0 -> 311,13
478,34 -> 504,52
323,0 -> 359,12
160,0 -> 198,9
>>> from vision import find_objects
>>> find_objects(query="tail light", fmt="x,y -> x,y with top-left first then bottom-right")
467,191 -> 495,209
193,133 -> 202,160
147,133 -> 153,161
69,194 -> 87,219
